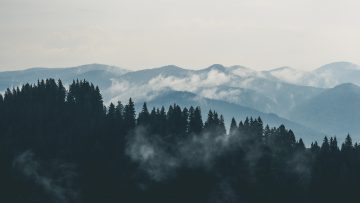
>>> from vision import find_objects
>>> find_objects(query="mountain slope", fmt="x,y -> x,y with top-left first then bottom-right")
110,64 -> 323,116
289,83 -> 360,141
264,62 -> 360,88
141,90 -> 324,144
117,65 -> 192,84
0,63 -> 327,116
2,62 -> 360,142
313,62 -> 360,87
0,64 -> 128,91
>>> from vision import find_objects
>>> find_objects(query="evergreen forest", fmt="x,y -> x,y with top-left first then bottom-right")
0,79 -> 359,203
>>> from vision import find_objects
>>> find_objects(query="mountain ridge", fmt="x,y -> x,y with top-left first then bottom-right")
141,89 -> 323,144
0,61 -> 359,142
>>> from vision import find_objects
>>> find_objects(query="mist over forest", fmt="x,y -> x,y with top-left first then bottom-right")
0,78 -> 359,203
2,62 -> 360,144
2,0 -> 360,201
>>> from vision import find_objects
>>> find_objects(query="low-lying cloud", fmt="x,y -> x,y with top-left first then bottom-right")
13,151 -> 79,203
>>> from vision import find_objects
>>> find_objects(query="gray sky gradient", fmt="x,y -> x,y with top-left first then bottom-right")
1,0 -> 360,71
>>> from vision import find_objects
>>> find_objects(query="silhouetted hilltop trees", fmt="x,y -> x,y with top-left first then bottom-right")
0,79 -> 359,203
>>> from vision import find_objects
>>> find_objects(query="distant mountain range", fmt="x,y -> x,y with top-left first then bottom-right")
265,61 -> 360,88
140,90 -> 323,144
1,61 -> 360,144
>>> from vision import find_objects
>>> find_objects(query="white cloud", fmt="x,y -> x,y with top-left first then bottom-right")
106,69 -> 238,104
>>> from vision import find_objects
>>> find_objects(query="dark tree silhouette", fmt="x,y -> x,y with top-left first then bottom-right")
0,78 -> 359,203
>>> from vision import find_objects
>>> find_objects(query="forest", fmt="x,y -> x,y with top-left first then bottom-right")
0,78 -> 359,203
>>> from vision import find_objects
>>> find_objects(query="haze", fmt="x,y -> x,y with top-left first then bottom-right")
1,0 -> 360,71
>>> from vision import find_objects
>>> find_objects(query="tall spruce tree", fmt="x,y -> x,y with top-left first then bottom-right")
341,134 -> 353,152
137,102 -> 150,126
188,106 -> 203,135
124,98 -> 136,132
229,117 -> 238,136
321,136 -> 330,153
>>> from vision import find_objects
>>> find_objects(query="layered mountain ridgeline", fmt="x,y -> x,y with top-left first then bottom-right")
141,90 -> 322,144
1,62 -> 360,142
289,83 -> 360,138
0,79 -> 360,203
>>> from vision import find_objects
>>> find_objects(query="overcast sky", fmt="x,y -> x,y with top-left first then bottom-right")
1,0 -> 360,71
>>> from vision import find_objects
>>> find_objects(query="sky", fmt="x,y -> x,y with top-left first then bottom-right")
1,0 -> 360,71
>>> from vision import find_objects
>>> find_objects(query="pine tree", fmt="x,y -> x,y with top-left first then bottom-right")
213,112 -> 220,126
253,117 -> 264,143
188,106 -> 203,135
229,117 -> 238,136
218,115 -> 226,135
137,102 -> 150,126
108,103 -> 116,119
204,110 -> 214,130
115,101 -> 124,120
264,125 -> 271,143
181,107 -> 189,135
124,98 -> 136,132
57,79 -> 66,104
321,136 -> 330,153
310,141 -> 320,153
287,130 -> 296,148
238,121 -> 244,134
188,106 -> 195,133
158,106 -> 167,136
296,138 -> 306,151
341,134 -> 353,152
330,137 -> 339,153
243,117 -> 250,133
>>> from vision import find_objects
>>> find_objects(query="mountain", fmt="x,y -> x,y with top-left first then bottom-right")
289,83 -> 360,141
313,62 -> 360,87
140,90 -> 323,144
262,66 -> 316,86
117,65 -> 192,84
0,63 -> 128,91
107,64 -> 323,116
264,62 -> 360,88
0,64 -> 129,101
2,62 -> 360,142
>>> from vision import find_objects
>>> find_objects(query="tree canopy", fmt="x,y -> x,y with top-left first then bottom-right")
0,78 -> 359,203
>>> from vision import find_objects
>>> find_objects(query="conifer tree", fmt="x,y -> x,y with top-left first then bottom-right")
229,117 -> 238,136
218,115 -> 226,135
204,110 -> 214,130
108,102 -> 116,119
115,101 -> 124,120
311,141 -> 320,153
188,106 -> 203,135
341,134 -> 353,152
296,139 -> 306,151
330,137 -> 339,153
238,121 -> 244,134
137,102 -> 150,126
321,136 -> 330,153
124,98 -> 136,132
264,125 -> 271,143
